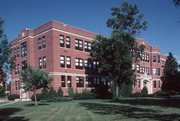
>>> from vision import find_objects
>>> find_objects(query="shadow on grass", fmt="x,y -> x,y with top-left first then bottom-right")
80,102 -> 180,121
25,103 -> 49,107
0,108 -> 29,121
112,97 -> 180,108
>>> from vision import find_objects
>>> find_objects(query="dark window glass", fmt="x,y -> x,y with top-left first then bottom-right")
67,76 -> 71,87
21,42 -> 27,57
22,60 -> 27,70
153,55 -> 156,62
75,58 -> 83,69
60,56 -> 65,68
75,39 -> 83,51
43,56 -> 46,68
61,75 -> 66,87
76,76 -> 84,87
60,35 -> 64,47
66,36 -> 71,48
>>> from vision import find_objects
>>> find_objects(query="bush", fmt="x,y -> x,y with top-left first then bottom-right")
154,90 -> 168,97
41,88 -> 49,99
93,84 -> 112,99
31,94 -> 43,101
57,87 -> 63,97
141,87 -> 148,97
120,83 -> 133,98
130,92 -> 142,97
73,89 -> 95,100
47,97 -> 73,102
68,87 -> 74,97
8,94 -> 19,101
0,86 -> 5,95
48,87 -> 57,98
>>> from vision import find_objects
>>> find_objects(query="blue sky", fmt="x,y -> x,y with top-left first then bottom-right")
0,0 -> 179,62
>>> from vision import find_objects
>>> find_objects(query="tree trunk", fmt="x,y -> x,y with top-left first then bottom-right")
33,90 -> 38,106
115,85 -> 119,100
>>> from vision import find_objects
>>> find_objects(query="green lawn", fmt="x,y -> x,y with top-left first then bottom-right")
0,98 -> 180,121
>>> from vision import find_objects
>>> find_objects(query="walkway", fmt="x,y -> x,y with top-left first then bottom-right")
0,99 -> 21,107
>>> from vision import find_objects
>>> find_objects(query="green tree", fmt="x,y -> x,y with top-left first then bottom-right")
68,87 -> 74,97
41,88 -> 49,99
161,52 -> 178,93
91,2 -> 147,100
57,87 -> 63,97
20,66 -> 53,106
0,18 -> 15,83
48,86 -> 57,98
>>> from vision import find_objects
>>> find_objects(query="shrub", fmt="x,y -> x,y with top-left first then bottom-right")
57,87 -> 63,97
93,84 -> 112,99
47,97 -> 73,102
130,92 -> 142,97
120,83 -> 133,98
8,94 -> 19,101
73,89 -> 95,100
0,86 -> 5,95
154,90 -> 168,97
48,87 -> 57,98
141,87 -> 148,97
41,88 -> 49,99
31,94 -> 43,101
68,87 -> 74,97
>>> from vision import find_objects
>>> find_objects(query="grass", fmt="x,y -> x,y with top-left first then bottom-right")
0,97 -> 180,121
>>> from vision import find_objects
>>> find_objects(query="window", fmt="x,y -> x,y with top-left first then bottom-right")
67,76 -> 71,87
14,48 -> 17,57
157,55 -> 160,63
15,80 -> 20,90
38,36 -> 46,50
17,47 -> 19,57
17,64 -> 20,74
38,38 -> 42,50
39,58 -> 42,69
75,39 -> 83,51
66,36 -> 70,48
43,56 -> 46,68
84,59 -> 88,68
21,42 -> 27,57
153,68 -> 156,76
157,68 -> 160,76
76,76 -> 84,87
42,36 -> 46,48
147,53 -> 149,62
137,64 -> 140,73
61,75 -> 66,87
60,56 -> 65,68
84,41 -> 91,52
60,35 -> 64,47
66,56 -> 71,68
15,65 -> 18,75
153,55 -> 156,62
75,58 -> 83,69
153,81 -> 156,88
158,81 -> 161,88
22,60 -> 27,70
86,77 -> 93,87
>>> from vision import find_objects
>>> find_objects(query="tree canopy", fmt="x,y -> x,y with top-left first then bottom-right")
91,2 -> 147,99
20,66 -> 53,105
161,52 -> 179,92
107,1 -> 147,36
0,18 -> 15,83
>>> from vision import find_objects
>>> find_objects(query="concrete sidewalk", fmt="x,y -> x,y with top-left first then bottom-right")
0,99 -> 21,107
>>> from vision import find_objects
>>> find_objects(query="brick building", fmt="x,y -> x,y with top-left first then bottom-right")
10,21 -> 166,99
